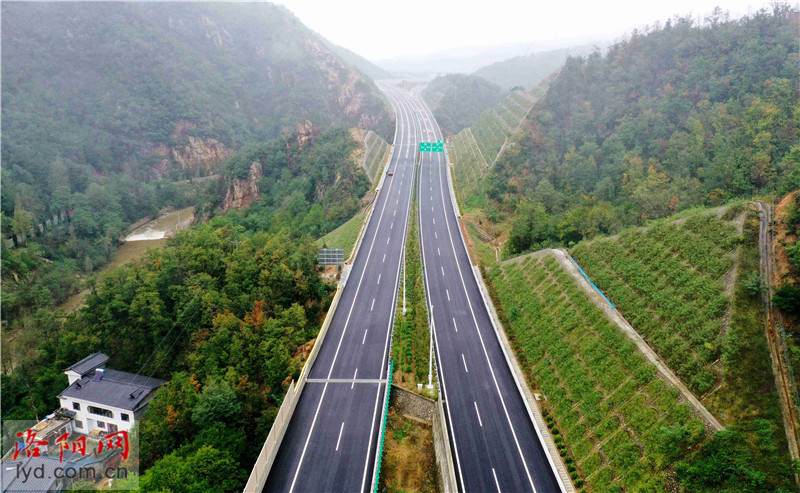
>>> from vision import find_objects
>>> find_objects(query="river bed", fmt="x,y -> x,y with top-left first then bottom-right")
59,207 -> 194,312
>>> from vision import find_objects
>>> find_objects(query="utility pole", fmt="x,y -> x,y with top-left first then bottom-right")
428,305 -> 434,389
402,258 -> 407,315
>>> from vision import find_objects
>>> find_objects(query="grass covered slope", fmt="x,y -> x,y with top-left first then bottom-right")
571,210 -> 741,396
317,209 -> 366,259
363,130 -> 390,184
569,205 -> 794,490
488,253 -> 706,491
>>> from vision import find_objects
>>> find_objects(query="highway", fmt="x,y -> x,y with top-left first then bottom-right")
391,86 -> 564,492
264,86 -> 419,492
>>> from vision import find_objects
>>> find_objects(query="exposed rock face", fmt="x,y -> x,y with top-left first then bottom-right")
172,136 -> 232,173
223,161 -> 262,211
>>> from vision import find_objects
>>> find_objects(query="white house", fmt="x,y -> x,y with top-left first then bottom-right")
58,353 -> 166,435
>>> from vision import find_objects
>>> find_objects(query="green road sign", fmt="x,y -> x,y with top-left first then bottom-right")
419,141 -> 443,153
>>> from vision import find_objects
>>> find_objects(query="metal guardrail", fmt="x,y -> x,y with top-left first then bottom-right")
371,360 -> 393,492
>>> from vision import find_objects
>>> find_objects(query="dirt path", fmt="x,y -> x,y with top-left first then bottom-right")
755,200 -> 800,476
544,248 -> 724,432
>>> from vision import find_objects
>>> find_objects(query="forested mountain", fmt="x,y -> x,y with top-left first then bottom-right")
1,1 -> 393,223
1,124 -> 371,490
481,6 -> 799,255
473,43 -> 601,90
422,74 -> 506,135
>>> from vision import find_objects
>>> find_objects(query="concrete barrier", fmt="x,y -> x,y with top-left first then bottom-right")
243,379 -> 298,491
434,397 -> 459,493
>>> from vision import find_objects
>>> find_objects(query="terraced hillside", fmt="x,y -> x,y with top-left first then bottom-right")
449,88 -> 537,202
362,130 -> 390,183
571,210 -> 741,396
488,253 -> 707,491
567,204 -> 794,490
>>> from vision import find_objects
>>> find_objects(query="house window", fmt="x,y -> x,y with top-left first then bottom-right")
73,402 -> 80,411
96,421 -> 106,429
121,413 -> 129,422
88,406 -> 113,418
74,420 -> 83,429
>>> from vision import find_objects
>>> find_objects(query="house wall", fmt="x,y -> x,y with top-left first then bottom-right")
59,396 -> 140,435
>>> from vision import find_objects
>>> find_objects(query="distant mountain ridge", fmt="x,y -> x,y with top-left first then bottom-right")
473,43 -> 604,89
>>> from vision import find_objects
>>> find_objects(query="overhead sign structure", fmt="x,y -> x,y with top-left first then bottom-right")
419,140 -> 444,153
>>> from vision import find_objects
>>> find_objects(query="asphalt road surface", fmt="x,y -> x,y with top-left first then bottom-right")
265,86 -> 419,492
394,87 -> 564,493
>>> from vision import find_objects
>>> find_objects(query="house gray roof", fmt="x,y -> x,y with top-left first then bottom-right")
60,369 -> 166,412
63,352 -> 109,376
2,452 -> 104,492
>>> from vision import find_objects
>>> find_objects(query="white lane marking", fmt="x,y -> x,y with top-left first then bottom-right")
474,402 -> 483,427
336,422 -> 345,451
387,236 -> 390,244
288,84 -> 409,492
492,468 -> 501,492
352,369 -> 358,389
438,247 -> 441,256
435,232 -> 438,239
362,329 -> 368,344
441,266 -> 445,276
377,274 -> 381,285
433,218 -> 436,225
430,195 -> 432,201
361,88 -> 419,493
371,298 -> 376,311
425,101 -> 539,492
396,199 -> 399,205
394,209 -> 396,216
431,206 -> 434,212
391,222 -> 394,229
453,317 -> 458,333
383,253 -> 386,262
462,354 -> 469,373
446,289 -> 450,301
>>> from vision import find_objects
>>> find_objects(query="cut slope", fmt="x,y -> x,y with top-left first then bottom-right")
448,85 -> 541,203
571,209 -> 741,396
488,252 -> 706,491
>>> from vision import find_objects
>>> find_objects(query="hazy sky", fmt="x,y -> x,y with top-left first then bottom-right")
274,0 -> 775,60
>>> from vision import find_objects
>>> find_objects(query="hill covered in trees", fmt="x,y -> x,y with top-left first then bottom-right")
421,74 -> 506,135
473,43 -> 601,90
1,2 -> 393,225
477,6 -> 799,255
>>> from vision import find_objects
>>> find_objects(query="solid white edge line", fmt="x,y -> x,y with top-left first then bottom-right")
360,86 -> 418,493
416,92 -> 541,492
410,89 -> 467,492
289,82 -> 407,492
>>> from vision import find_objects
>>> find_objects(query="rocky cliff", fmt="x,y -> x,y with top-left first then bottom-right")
222,161 -> 262,211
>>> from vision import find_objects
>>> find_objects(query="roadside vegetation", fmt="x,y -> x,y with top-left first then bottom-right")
774,191 -> 800,374
391,186 -> 431,390
454,7 -> 799,259
379,410 -> 438,493
318,209 -> 367,259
